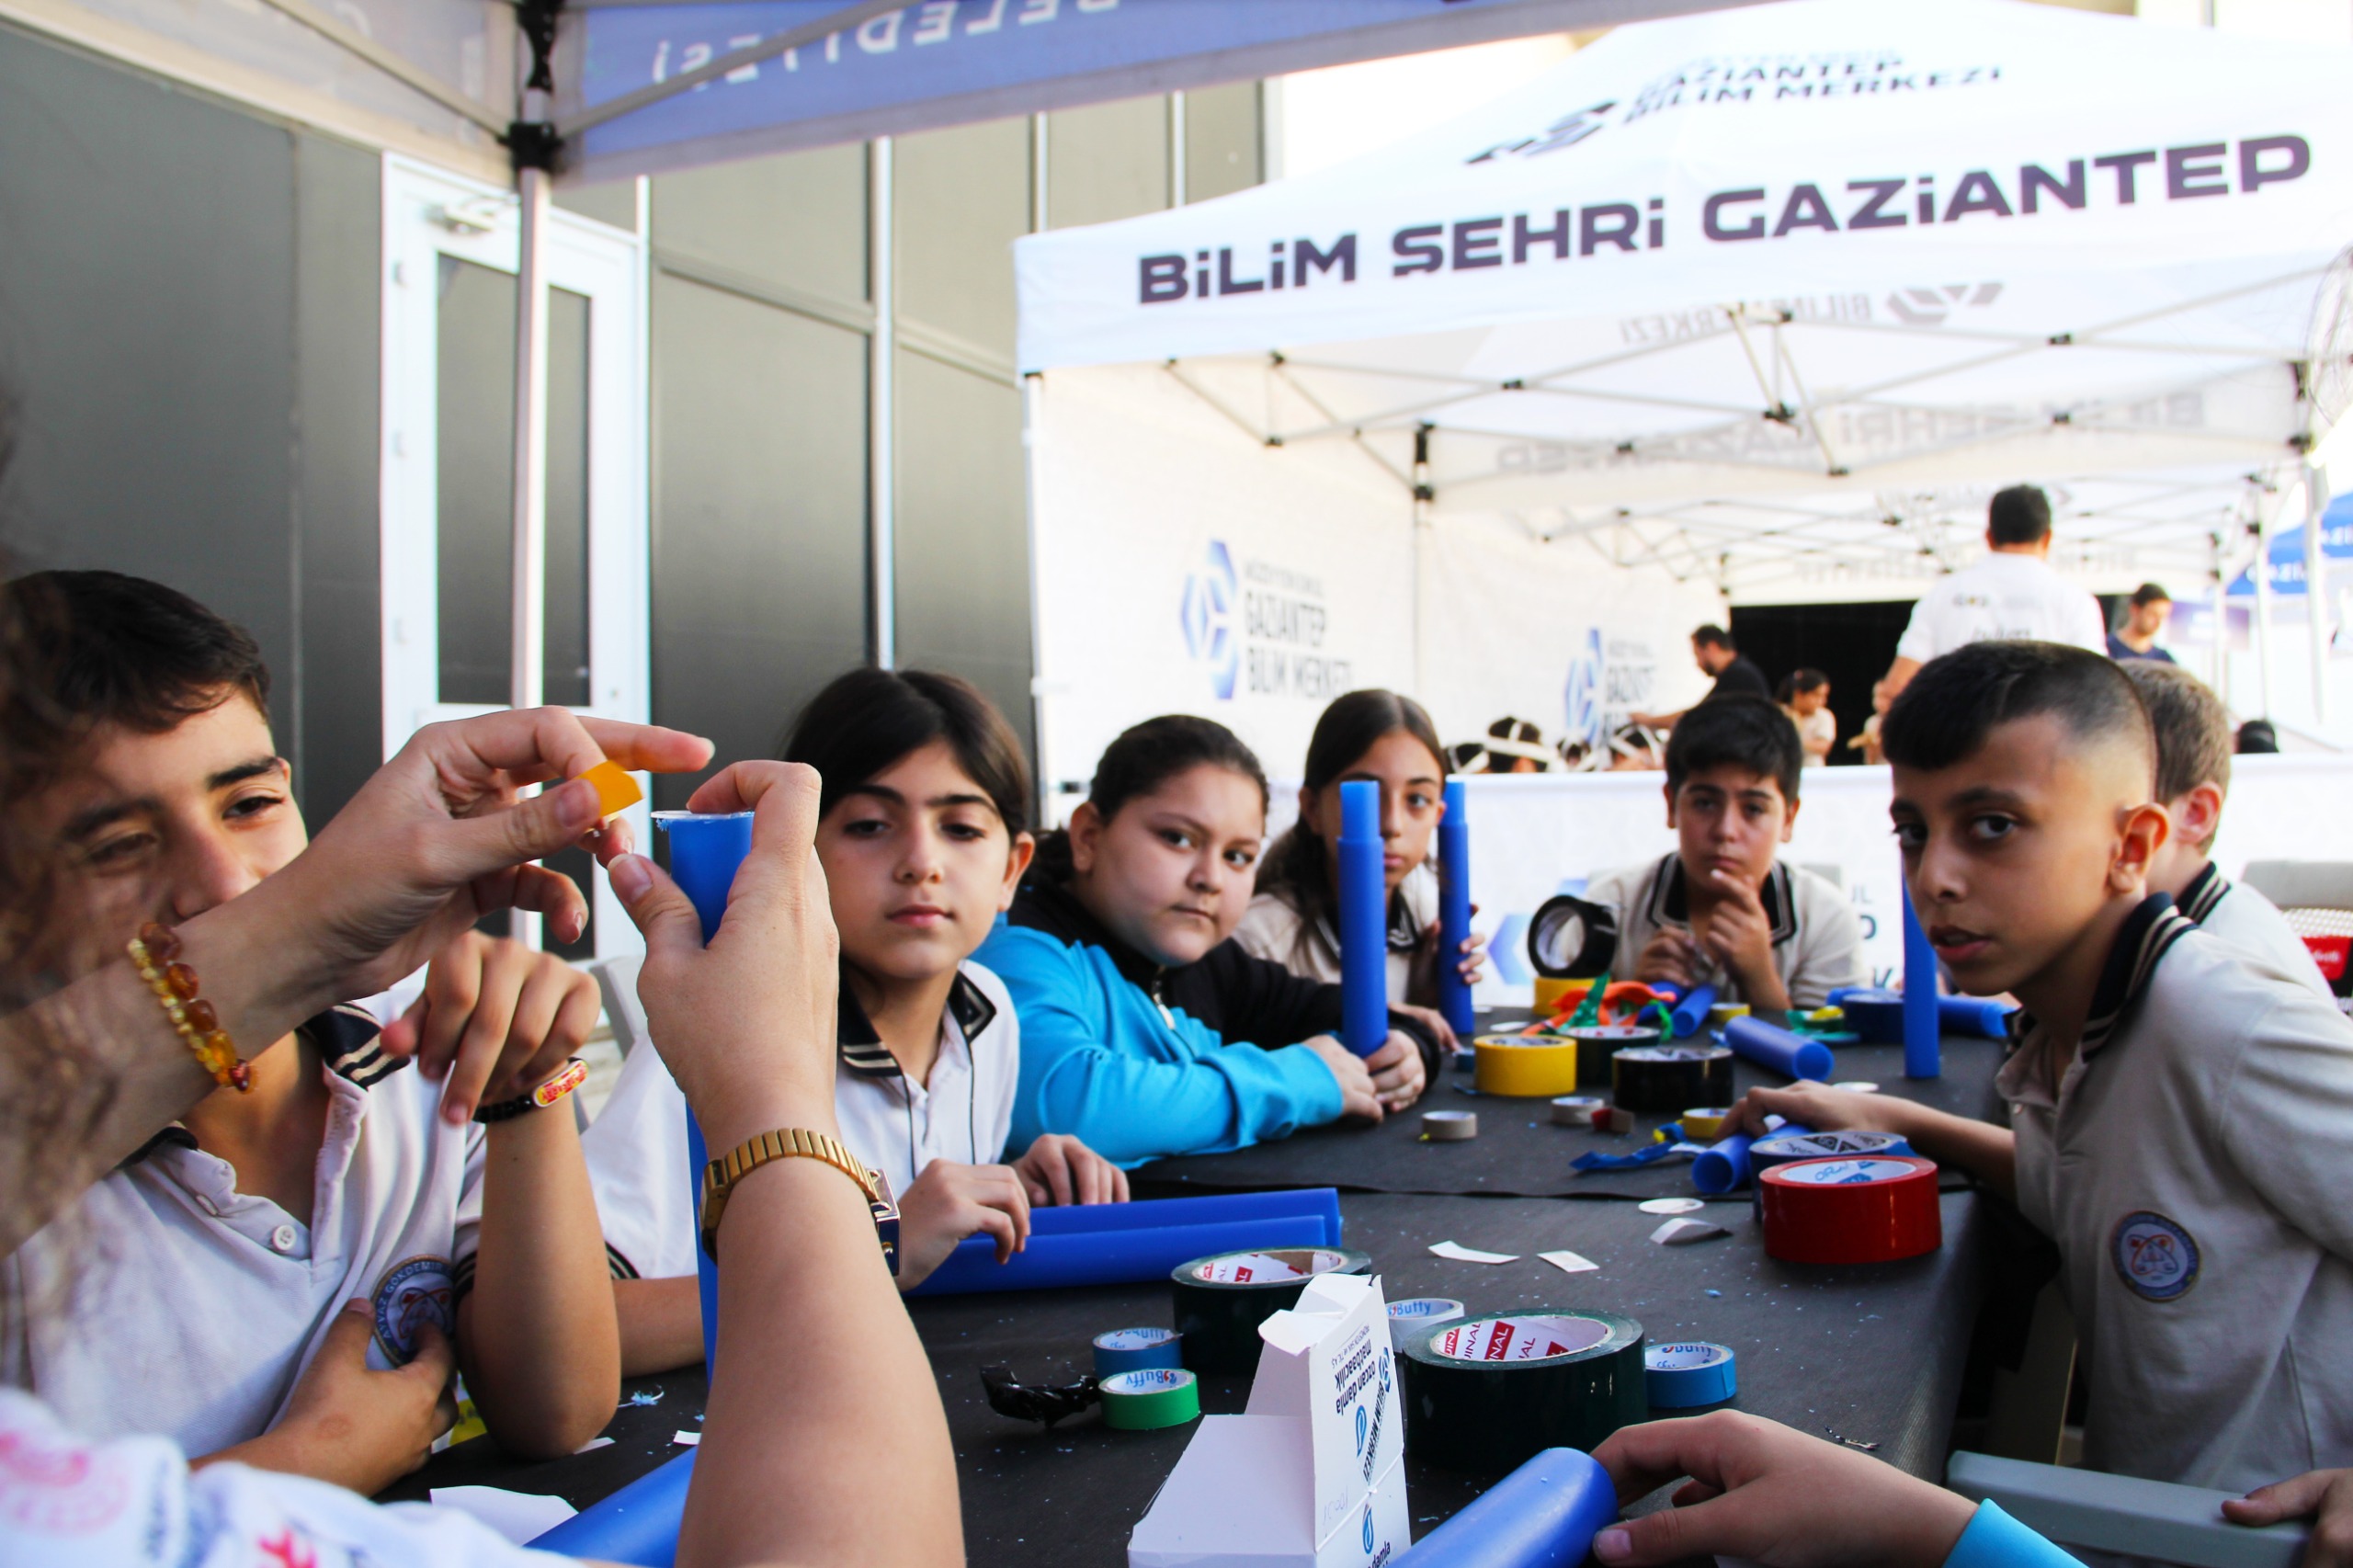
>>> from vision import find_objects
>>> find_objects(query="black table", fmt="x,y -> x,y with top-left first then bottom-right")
391,1028 -> 2004,1563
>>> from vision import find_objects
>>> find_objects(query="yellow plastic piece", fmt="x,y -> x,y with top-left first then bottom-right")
580,759 -> 642,818
1472,1035 -> 1583,1097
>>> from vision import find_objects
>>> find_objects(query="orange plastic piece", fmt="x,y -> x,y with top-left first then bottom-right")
1527,981 -> 1665,1033
580,759 -> 642,819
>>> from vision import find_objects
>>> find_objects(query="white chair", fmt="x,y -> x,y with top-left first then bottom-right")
588,953 -> 649,1058
2240,860 -> 2353,916
1946,1451 -> 2307,1567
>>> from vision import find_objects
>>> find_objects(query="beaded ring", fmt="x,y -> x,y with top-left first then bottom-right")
128,922 -> 251,1093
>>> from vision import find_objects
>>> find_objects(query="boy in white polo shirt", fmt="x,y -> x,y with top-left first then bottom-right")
2118,659 -> 2331,998
1734,640 -> 2353,1495
0,571 -> 619,1492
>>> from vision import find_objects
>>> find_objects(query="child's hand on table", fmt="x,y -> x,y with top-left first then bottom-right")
1014,1133 -> 1129,1207
1365,1028 -> 1426,1113
2224,1468 -> 2353,1564
895,1159 -> 1031,1289
1301,1034 -> 1383,1122
384,930 -> 603,1124
1731,1082 -> 1906,1140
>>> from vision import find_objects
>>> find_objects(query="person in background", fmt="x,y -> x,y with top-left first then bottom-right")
1446,739 -> 1491,775
1483,716 -> 1552,772
1777,669 -> 1836,767
2109,582 -> 2176,663
1592,696 -> 1866,1013
976,716 -> 1440,1167
1608,722 -> 1665,771
2238,717 -> 2281,754
1881,484 -> 2107,700
1236,690 -> 1485,1051
585,670 -> 1129,1370
1631,625 -> 1769,733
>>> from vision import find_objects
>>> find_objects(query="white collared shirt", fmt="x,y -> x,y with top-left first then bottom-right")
1,1006 -> 484,1460
1586,854 -> 1867,1010
2179,861 -> 2334,1001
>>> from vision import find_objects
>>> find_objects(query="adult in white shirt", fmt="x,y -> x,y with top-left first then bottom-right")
1882,484 -> 2107,700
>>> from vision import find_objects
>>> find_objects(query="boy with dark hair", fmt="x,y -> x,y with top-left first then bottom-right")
1590,696 -> 1865,1012
1735,640 -> 2353,1493
0,570 -> 620,1492
2120,660 -> 2328,997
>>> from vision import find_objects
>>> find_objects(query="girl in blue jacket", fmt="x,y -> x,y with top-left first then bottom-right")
975,714 -> 1438,1167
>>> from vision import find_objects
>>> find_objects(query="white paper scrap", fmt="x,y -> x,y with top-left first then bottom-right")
572,1437 -> 614,1454
1428,1240 -> 1520,1265
1651,1218 -> 1731,1246
1539,1249 -> 1598,1275
427,1485 -> 578,1545
1638,1197 -> 1706,1216
672,1430 -> 702,1447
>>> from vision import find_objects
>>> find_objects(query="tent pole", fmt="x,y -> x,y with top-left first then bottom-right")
2307,463 -> 2328,723
2254,503 -> 2276,720
1412,425 -> 1433,705
870,136 -> 896,669
1022,374 -> 1051,828
508,159 -> 551,950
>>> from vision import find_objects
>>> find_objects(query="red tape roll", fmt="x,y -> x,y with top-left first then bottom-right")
1758,1155 -> 1941,1264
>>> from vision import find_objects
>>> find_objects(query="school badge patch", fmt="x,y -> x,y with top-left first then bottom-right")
2110,1210 -> 2200,1301
371,1255 -> 456,1363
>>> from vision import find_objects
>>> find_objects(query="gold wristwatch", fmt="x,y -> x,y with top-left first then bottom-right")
699,1127 -> 901,1275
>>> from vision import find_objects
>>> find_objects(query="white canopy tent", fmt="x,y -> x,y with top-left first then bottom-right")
1016,0 -> 2353,657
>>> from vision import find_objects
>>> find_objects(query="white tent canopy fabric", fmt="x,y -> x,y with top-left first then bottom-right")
1015,0 -> 2353,590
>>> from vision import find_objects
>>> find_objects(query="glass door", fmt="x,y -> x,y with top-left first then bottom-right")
381,156 -> 650,957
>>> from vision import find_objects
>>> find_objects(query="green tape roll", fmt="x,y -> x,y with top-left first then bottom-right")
1400,1310 -> 1648,1473
1099,1367 -> 1201,1430
1169,1247 -> 1374,1375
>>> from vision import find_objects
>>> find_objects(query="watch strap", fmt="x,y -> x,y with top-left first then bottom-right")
700,1127 -> 900,1275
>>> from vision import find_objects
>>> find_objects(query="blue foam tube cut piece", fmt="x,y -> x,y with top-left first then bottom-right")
1394,1448 -> 1619,1568
1722,1015 -> 1833,1082
1668,983 -> 1718,1039
1436,779 -> 1474,1039
1336,780 -> 1387,1058
653,812 -> 755,1381
1902,882 -> 1942,1079
1690,1121 -> 1812,1194
529,1449 -> 695,1566
986,1187 -> 1343,1240
909,1211 -> 1336,1295
1939,994 -> 2015,1039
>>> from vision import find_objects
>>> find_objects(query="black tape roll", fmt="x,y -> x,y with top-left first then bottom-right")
1610,1044 -> 1734,1114
1565,1023 -> 1658,1088
1400,1310 -> 1648,1473
1528,895 -> 1619,980
1169,1247 -> 1373,1375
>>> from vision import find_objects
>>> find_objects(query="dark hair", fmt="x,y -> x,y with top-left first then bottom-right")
1256,690 -> 1446,967
2129,582 -> 2172,608
1665,695 -> 1802,802
2119,663 -> 2230,845
779,666 -> 1031,835
1987,484 -> 2052,547
2236,718 -> 2279,755
1033,714 -> 1268,882
1692,624 -> 1735,651
1881,641 -> 2153,785
1775,668 -> 1828,704
0,571 -> 270,748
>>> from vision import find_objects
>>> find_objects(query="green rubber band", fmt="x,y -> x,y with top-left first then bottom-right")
1099,1368 -> 1201,1430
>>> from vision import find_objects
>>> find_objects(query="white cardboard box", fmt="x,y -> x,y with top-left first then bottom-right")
1130,1274 -> 1410,1568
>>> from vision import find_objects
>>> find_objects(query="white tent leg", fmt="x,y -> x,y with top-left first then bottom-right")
2254,505 -> 2276,720
870,136 -> 896,669
1022,374 -> 1053,825
2307,464 -> 2328,723
509,162 -> 551,949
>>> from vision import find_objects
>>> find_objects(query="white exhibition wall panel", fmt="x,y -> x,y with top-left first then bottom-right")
1029,361 -> 1417,801
1457,755 -> 2353,1008
1417,511 -> 1722,756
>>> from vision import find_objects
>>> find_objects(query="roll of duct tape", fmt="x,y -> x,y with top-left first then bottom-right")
1528,895 -> 1618,980
1610,1045 -> 1734,1113
1550,1095 -> 1605,1125
1170,1247 -> 1374,1374
1759,1155 -> 1942,1265
1561,1023 -> 1658,1088
1643,1341 -> 1738,1408
1749,1130 -> 1913,1218
1424,1110 -> 1479,1142
1099,1367 -> 1202,1430
1092,1326 -> 1184,1378
1680,1108 -> 1733,1141
1833,988 -> 1907,1046
1388,1297 -> 1467,1328
1399,1311 -> 1647,1474
1474,1036 -> 1584,1097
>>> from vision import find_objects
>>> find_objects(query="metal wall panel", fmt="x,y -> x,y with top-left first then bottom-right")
892,115 -> 1029,366
653,144 -> 868,308
1047,96 -> 1169,229
1183,82 -> 1262,203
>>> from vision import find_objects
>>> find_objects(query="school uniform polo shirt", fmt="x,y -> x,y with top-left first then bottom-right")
1,1007 -> 485,1461
2002,895 -> 2353,1490
1586,854 -> 1868,1009
2179,860 -> 2333,1001
583,960 -> 1020,1282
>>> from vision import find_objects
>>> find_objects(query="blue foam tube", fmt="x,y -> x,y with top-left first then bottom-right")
1394,1448 -> 1619,1568
1436,779 -> 1474,1039
1939,994 -> 2016,1039
1690,1120 -> 1813,1194
1722,1016 -> 1833,1082
1667,983 -> 1718,1039
1337,779 -> 1387,1058
1902,882 -> 1941,1079
982,1187 -> 1343,1240
653,812 -> 755,1378
529,1449 -> 696,1565
910,1212 -> 1337,1295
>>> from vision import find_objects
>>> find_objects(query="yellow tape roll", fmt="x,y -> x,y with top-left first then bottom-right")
1532,977 -> 1585,1013
1681,1108 -> 1733,1140
1472,1035 -> 1583,1097
1705,1003 -> 1751,1029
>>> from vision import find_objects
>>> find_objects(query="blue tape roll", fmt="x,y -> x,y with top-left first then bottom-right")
529,1449 -> 694,1565
1690,1120 -> 1813,1194
1094,1326 -> 1184,1377
1667,983 -> 1718,1040
1388,1297 -> 1466,1326
1901,883 -> 1942,1079
1645,1342 -> 1737,1408
1939,994 -> 2016,1039
1437,779 -> 1475,1038
1394,1447 -> 1620,1568
1337,779 -> 1387,1058
1747,1130 -> 1912,1218
1833,987 -> 1906,1046
1722,1016 -> 1834,1081
907,1189 -> 1344,1296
